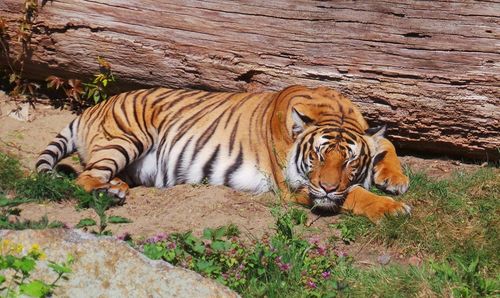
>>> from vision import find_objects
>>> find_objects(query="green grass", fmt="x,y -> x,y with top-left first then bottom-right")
0,152 -> 23,192
333,167 -> 499,297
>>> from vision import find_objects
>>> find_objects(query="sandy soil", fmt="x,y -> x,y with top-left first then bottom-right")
0,93 -> 487,265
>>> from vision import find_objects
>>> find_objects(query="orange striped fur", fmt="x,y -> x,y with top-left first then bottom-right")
37,85 -> 410,222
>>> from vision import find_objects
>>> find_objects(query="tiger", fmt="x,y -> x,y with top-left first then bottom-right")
36,85 -> 410,222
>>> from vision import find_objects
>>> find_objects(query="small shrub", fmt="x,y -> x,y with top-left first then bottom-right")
46,56 -> 116,112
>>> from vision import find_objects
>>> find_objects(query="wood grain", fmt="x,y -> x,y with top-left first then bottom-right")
1,0 -> 499,160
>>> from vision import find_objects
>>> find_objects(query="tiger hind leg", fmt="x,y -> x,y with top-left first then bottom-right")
342,186 -> 411,223
373,138 -> 409,195
76,139 -> 147,203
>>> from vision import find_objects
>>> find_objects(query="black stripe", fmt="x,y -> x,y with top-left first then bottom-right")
229,117 -> 240,155
85,158 -> 120,172
373,151 -> 387,166
141,92 -> 155,144
343,130 -> 357,140
293,146 -> 303,175
35,159 -> 51,169
48,141 -> 63,155
94,145 -> 131,166
59,138 -> 68,155
120,97 -> 132,126
40,149 -> 58,159
55,133 -> 68,142
202,145 -> 220,182
100,125 -> 143,158
193,116 -> 222,154
224,144 -> 243,186
173,137 -> 193,184
224,93 -> 255,128
150,89 -> 178,106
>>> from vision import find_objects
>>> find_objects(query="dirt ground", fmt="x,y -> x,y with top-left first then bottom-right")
0,94 -> 488,265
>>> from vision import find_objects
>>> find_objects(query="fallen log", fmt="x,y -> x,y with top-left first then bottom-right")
1,0 -> 499,160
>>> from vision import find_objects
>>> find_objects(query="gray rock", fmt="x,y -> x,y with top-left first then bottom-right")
0,229 -> 239,297
377,253 -> 391,265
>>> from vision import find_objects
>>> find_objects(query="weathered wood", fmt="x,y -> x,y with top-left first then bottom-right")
1,0 -> 499,160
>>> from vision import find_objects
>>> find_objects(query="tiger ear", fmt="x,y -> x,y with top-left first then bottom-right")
291,107 -> 313,138
365,125 -> 386,142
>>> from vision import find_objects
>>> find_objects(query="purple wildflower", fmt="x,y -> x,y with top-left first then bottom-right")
154,232 -> 168,242
275,256 -> 292,272
306,280 -> 317,289
321,271 -> 331,279
316,244 -> 327,256
279,263 -> 292,271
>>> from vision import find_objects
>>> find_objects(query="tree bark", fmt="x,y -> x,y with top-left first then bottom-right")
1,0 -> 499,160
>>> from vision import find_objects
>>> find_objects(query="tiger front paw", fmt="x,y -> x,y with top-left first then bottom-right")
374,168 -> 409,195
366,197 -> 411,223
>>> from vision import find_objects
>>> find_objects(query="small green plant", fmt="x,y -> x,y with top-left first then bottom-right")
0,240 -> 73,298
46,56 -> 116,111
76,192 -> 132,235
270,206 -> 308,240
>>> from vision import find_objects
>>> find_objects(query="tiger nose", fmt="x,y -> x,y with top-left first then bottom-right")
320,182 -> 339,193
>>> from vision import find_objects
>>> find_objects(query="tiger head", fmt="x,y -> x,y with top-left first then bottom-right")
281,87 -> 386,210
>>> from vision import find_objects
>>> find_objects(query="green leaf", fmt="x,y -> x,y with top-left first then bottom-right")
48,261 -> 72,274
211,240 -> 230,252
192,243 -> 205,254
86,88 -> 95,99
14,257 -> 36,274
195,260 -> 218,274
0,274 -> 5,284
93,92 -> 100,103
213,227 -> 227,240
202,228 -> 213,240
107,216 -> 132,224
102,79 -> 108,87
19,280 -> 52,297
143,244 -> 165,260
75,218 -> 96,228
